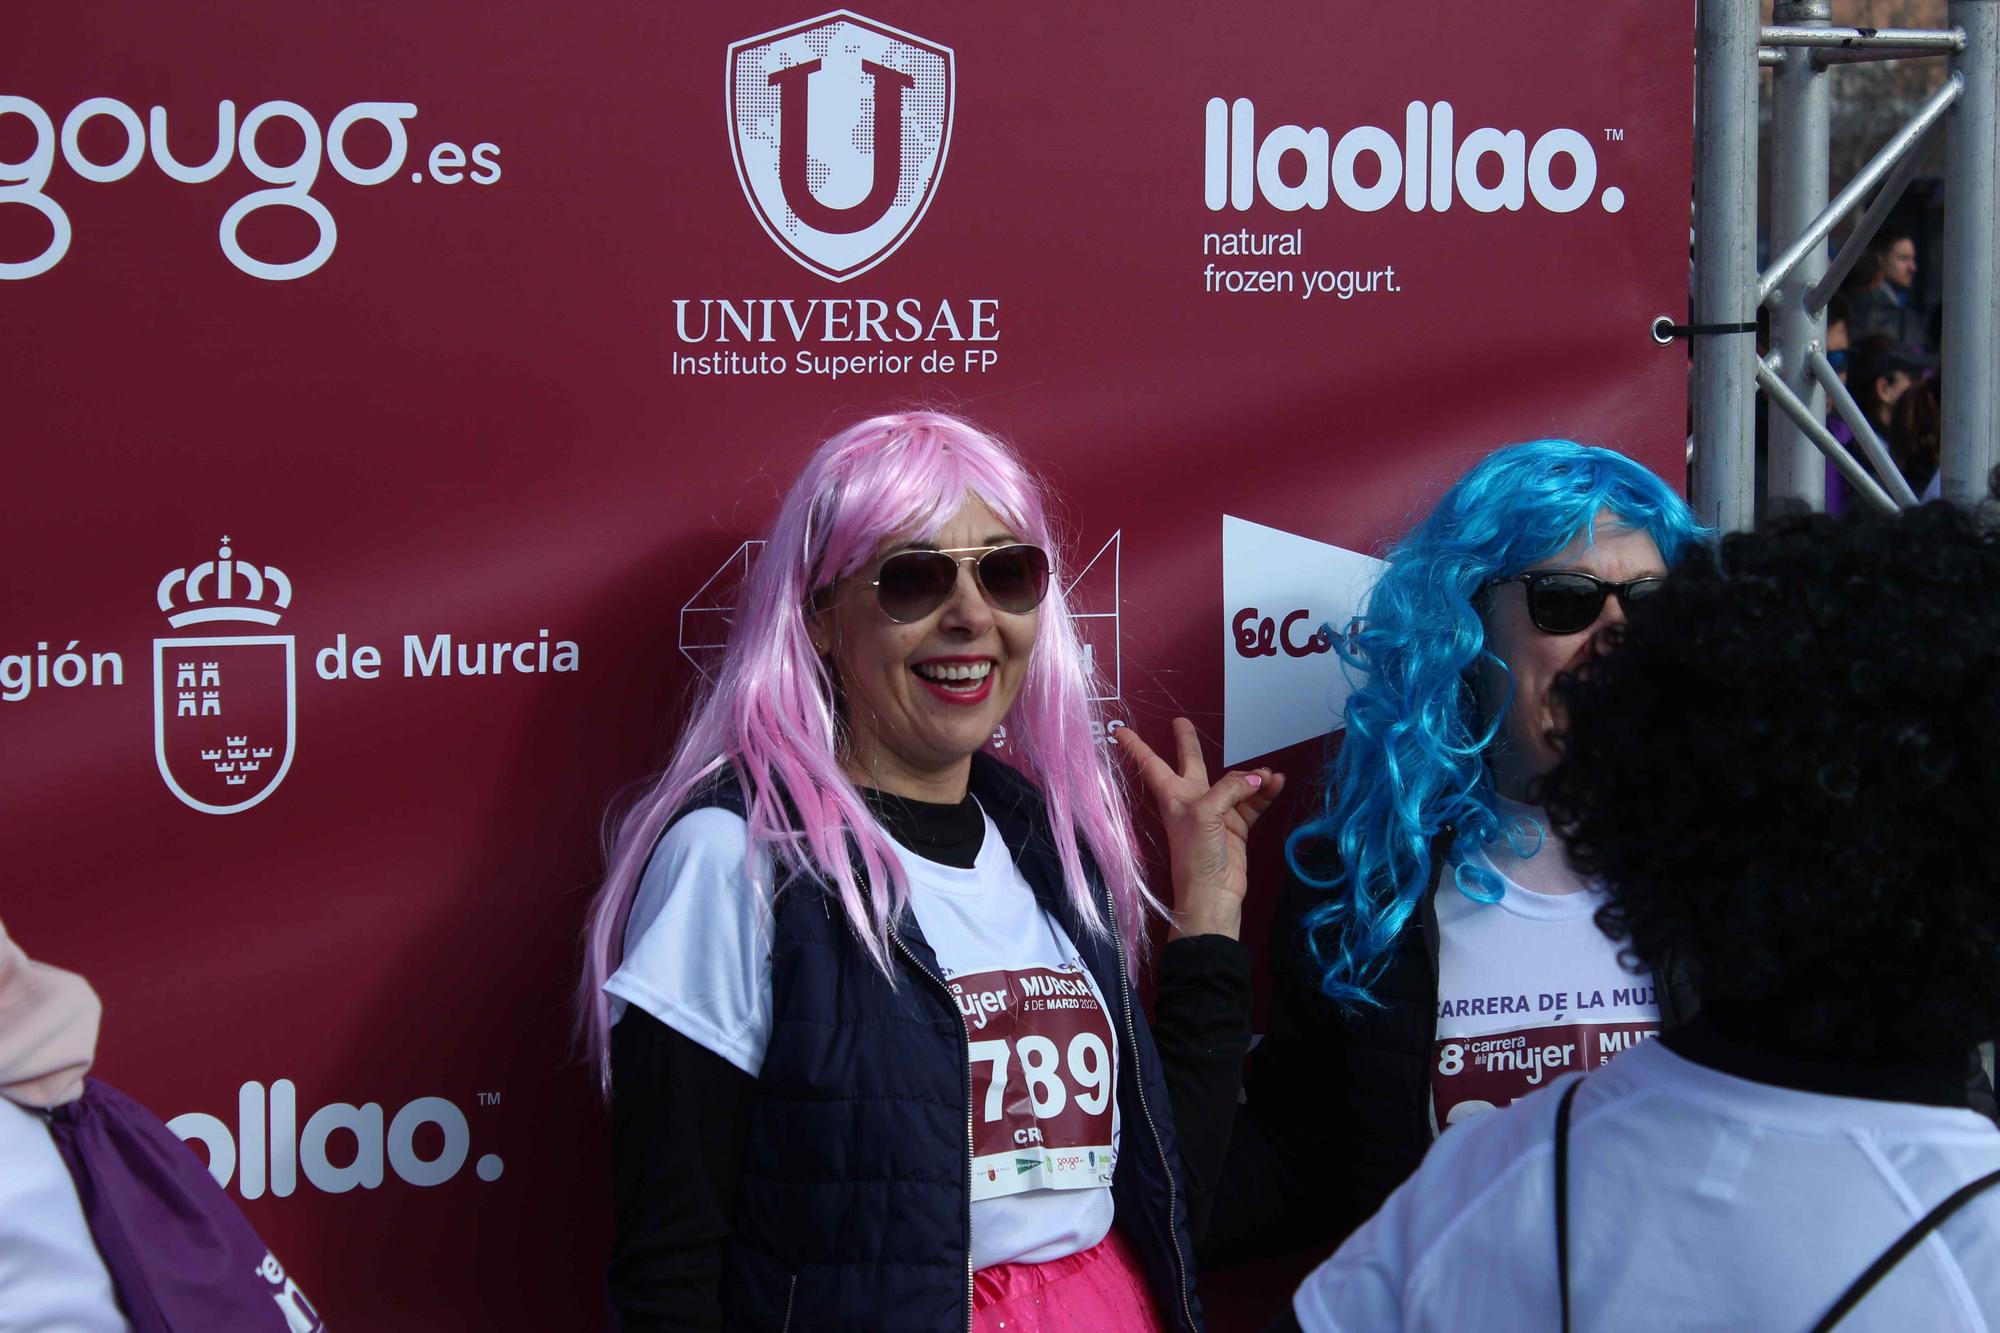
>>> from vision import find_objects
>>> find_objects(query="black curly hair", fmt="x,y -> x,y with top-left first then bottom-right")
1541,503 -> 2000,1063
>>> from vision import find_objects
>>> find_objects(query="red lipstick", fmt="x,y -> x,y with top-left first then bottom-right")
911,657 -> 997,708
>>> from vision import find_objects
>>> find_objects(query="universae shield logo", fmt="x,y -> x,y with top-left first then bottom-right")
153,538 -> 296,815
727,10 -> 954,282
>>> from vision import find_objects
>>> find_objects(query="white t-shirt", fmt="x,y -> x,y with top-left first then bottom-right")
605,803 -> 1121,1271
1430,844 -> 1660,1133
1294,1036 -> 2000,1332
0,1097 -> 132,1333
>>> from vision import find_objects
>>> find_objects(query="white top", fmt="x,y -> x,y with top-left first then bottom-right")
1294,1037 -> 2000,1333
606,803 -> 1120,1271
0,1097 -> 132,1333
605,807 -> 776,1072
1429,843 -> 1660,1133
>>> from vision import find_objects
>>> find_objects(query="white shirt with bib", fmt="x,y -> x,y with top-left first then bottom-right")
606,803 -> 1121,1272
1430,843 -> 1660,1133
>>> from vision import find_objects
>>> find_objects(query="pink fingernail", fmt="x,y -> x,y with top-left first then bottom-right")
1245,773 -> 1264,789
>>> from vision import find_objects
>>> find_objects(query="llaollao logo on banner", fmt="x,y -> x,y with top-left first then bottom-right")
728,11 -> 954,282
153,538 -> 298,815
169,1080 -> 504,1199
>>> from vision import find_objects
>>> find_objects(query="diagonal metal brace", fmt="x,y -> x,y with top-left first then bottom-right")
1807,350 -> 1922,506
1754,354 -> 1901,513
1806,118 -> 1942,314
1758,75 -> 1963,308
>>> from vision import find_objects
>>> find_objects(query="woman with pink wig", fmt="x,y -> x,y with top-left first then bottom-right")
580,412 -> 1275,1332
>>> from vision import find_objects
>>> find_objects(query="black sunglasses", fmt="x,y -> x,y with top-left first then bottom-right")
867,543 -> 1051,624
1484,570 -> 1666,635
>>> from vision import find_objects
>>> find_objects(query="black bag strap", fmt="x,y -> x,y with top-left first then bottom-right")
1806,1166 -> 2000,1332
1554,1078 -> 1583,1333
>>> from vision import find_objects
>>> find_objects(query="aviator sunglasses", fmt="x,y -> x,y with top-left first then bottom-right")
867,543 -> 1052,623
1484,570 -> 1666,635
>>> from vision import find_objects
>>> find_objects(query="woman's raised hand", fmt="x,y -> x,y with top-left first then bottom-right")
1113,718 -> 1285,941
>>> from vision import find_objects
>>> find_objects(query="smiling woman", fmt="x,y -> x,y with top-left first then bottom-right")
811,499 -> 1048,800
577,411 -> 1247,1333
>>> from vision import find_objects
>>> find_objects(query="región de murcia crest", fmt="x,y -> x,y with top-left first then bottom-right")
153,538 -> 297,815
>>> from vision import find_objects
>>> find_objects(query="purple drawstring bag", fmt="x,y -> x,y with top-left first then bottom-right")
45,1077 -> 328,1333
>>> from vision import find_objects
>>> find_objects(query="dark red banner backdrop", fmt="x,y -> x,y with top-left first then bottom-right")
1,4 -> 1691,1327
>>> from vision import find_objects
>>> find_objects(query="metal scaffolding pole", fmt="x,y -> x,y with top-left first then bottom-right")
1693,0 -> 1761,532
1762,25 -> 1967,52
1942,0 -> 2000,503
1695,1 -> 2000,522
1767,0 -> 1832,512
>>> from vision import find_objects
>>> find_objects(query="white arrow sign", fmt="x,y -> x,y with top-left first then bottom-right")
1221,515 -> 1384,765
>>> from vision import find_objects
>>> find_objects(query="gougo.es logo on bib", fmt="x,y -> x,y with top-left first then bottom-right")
727,11 -> 954,282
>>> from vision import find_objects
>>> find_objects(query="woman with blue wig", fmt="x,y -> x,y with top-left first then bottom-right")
1128,439 -> 1710,1278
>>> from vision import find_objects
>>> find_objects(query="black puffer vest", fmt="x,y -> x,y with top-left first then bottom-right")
700,753 -> 1201,1332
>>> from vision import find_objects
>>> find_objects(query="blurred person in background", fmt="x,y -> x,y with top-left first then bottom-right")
1849,336 -> 1924,432
1889,375 -> 1942,499
1828,336 -> 1933,513
1846,231 -> 1929,352
1824,294 -> 1851,381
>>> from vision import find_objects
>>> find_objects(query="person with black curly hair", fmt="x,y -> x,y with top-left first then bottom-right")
1279,503 -> 2000,1332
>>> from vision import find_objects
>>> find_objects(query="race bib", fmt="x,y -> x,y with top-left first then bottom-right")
951,963 -> 1117,1200
1432,1020 -> 1658,1131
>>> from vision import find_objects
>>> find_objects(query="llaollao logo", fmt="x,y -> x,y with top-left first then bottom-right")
168,1080 -> 504,1199
153,538 -> 298,815
1203,97 -> 1624,215
727,11 -> 954,282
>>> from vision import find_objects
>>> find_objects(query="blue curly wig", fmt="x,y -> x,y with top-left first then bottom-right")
1286,440 -> 1711,1008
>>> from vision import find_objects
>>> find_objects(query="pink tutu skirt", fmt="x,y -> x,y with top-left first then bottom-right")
972,1228 -> 1167,1333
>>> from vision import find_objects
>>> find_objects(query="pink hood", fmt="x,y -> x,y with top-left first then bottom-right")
0,918 -> 100,1108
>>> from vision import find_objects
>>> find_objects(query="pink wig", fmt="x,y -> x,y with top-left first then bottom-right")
579,412 -> 1157,1082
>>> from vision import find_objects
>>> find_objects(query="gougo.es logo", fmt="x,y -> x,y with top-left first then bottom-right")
0,95 -> 500,281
